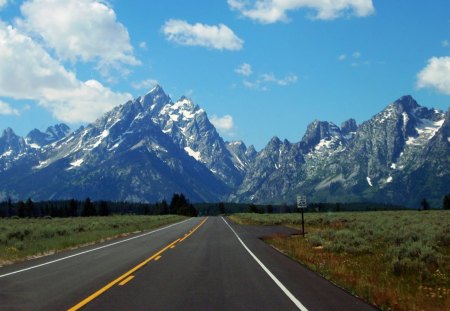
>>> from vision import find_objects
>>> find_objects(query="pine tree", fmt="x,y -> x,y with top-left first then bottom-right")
443,194 -> 450,210
218,202 -> 225,214
25,198 -> 34,217
98,201 -> 109,216
82,198 -> 97,217
17,200 -> 26,218
67,199 -> 78,217
420,198 -> 430,210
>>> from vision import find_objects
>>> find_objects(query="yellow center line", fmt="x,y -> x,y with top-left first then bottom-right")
67,217 -> 208,311
154,256 -> 162,261
118,275 -> 135,286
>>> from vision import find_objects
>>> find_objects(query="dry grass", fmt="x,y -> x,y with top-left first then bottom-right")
230,211 -> 450,311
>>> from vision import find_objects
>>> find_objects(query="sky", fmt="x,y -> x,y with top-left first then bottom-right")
0,0 -> 449,150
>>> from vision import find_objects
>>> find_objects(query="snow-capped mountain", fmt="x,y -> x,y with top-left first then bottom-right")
26,124 -> 71,148
0,86 -> 236,202
145,86 -> 244,187
233,96 -> 449,207
0,90 -> 448,207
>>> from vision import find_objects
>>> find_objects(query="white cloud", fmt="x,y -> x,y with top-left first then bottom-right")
0,101 -> 20,116
139,41 -> 148,50
18,0 -> 140,77
338,54 -> 347,61
235,63 -> 253,76
162,19 -> 244,51
244,72 -> 298,90
228,0 -> 375,23
442,40 -> 449,47
352,51 -> 361,58
261,73 -> 298,85
131,79 -> 159,90
0,0 -> 8,9
210,114 -> 235,135
0,22 -> 131,123
417,56 -> 450,95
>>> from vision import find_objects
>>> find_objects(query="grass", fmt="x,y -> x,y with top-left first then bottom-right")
230,211 -> 450,311
0,215 -> 186,266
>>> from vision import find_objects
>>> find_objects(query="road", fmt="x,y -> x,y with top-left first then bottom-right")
0,217 -> 378,310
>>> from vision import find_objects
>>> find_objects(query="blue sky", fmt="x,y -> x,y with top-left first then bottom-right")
0,0 -> 449,150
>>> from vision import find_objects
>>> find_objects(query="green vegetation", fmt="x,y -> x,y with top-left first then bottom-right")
230,211 -> 450,311
0,215 -> 186,266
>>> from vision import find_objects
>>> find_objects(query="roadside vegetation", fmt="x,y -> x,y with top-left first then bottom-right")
0,215 -> 186,266
230,211 -> 450,311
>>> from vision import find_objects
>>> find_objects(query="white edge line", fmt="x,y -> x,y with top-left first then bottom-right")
221,216 -> 308,311
0,217 -> 192,279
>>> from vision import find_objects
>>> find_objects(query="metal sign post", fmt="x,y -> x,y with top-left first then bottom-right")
297,195 -> 307,237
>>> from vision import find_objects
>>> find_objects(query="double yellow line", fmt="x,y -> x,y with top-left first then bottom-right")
68,217 -> 208,311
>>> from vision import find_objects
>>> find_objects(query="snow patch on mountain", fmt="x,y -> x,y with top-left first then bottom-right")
406,118 -> 445,146
68,158 -> 84,170
184,146 -> 201,161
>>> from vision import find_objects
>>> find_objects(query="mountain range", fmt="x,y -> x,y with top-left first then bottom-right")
0,85 -> 448,207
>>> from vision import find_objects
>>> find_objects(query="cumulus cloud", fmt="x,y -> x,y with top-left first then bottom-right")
162,19 -> 243,51
131,79 -> 159,90
210,114 -> 235,135
228,0 -> 375,23
0,101 -> 20,116
235,63 -> 253,76
0,22 -> 131,123
417,56 -> 450,95
442,40 -> 449,48
18,0 -> 140,76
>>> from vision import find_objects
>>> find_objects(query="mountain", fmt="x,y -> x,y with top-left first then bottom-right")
0,86 -> 231,202
26,124 -> 71,148
0,89 -> 448,207
233,96 -> 449,208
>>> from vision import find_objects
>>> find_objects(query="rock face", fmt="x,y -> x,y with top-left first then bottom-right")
234,95 -> 449,207
0,90 -> 448,207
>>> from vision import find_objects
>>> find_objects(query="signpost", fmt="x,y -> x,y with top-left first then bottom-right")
297,195 -> 307,237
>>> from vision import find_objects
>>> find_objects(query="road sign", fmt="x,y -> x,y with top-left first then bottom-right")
297,195 -> 307,209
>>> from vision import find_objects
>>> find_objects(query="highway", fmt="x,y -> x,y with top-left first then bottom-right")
0,217 -> 377,310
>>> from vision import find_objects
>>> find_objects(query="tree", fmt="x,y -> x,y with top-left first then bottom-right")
420,198 -> 430,210
170,193 -> 197,217
81,198 -> 97,217
98,201 -> 109,216
17,200 -> 26,218
218,202 -> 225,214
25,198 -> 34,217
266,205 -> 273,214
67,199 -> 78,217
443,194 -> 450,210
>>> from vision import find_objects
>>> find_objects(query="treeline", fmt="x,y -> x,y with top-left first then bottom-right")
195,201 -> 410,215
1,195 -> 448,218
0,193 -> 198,218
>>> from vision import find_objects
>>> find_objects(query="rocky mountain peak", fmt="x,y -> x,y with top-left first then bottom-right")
392,95 -> 420,112
2,127 -> 16,138
140,84 -> 171,112
341,118 -> 357,136
301,120 -> 341,151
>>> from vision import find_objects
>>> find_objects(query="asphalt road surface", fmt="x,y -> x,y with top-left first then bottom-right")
0,217 -> 378,310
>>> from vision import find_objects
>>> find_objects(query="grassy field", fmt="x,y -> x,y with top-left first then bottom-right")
0,215 -> 186,266
230,211 -> 450,311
